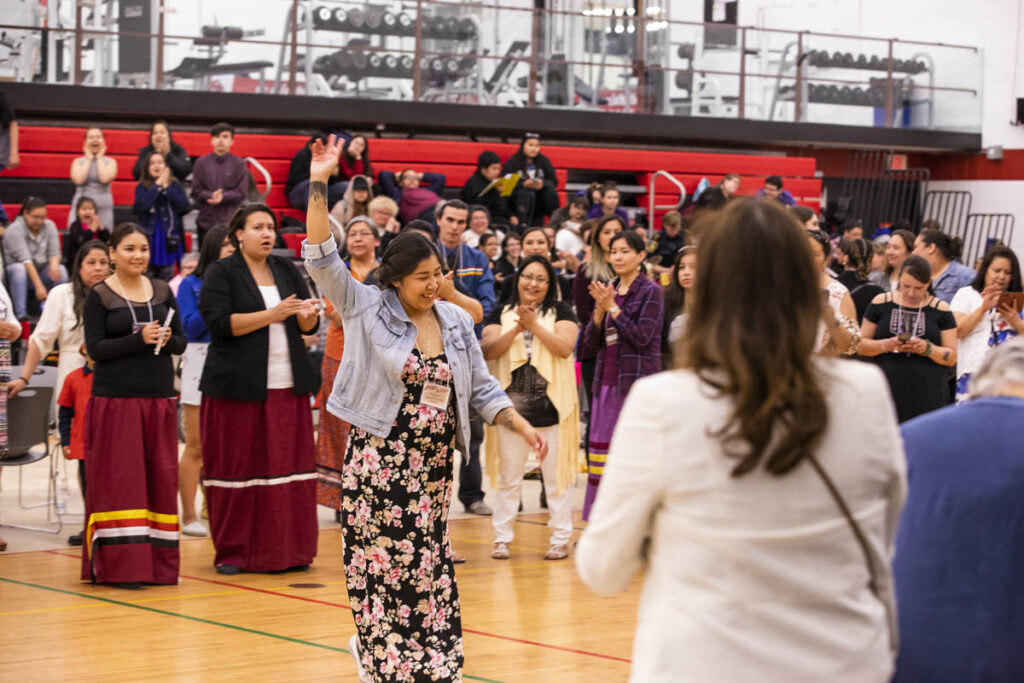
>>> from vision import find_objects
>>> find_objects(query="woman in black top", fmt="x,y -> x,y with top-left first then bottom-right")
82,223 -> 186,588
859,255 -> 958,422
493,232 -> 522,285
64,196 -> 110,269
502,133 -> 560,225
198,204 -> 321,575
131,119 -> 192,182
837,238 -> 885,324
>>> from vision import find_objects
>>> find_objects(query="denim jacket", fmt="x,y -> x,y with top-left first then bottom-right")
303,236 -> 512,450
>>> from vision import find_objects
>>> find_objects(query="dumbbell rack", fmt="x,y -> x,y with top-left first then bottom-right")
768,43 -> 935,128
272,1 -> 481,101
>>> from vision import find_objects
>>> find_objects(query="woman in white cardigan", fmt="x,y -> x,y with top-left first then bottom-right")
576,199 -> 907,683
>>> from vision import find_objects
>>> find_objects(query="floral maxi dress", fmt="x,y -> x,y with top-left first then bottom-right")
342,350 -> 463,682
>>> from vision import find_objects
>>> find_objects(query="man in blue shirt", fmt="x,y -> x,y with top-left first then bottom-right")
893,338 -> 1024,682
435,199 -> 497,518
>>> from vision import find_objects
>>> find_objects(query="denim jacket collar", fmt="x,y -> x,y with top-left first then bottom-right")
380,287 -> 460,337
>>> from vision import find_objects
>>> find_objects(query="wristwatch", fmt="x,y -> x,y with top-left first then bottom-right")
609,306 -> 621,317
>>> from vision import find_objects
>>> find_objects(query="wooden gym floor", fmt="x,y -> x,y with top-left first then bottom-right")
0,513 -> 639,681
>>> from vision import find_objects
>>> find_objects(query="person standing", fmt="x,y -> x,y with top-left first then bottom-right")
913,228 -> 976,303
81,224 -> 186,587
131,120 -> 192,182
303,134 -> 547,682
647,211 -> 687,277
859,255 -> 959,422
870,229 -> 915,292
481,255 -> 579,561
191,122 -> 250,249
893,339 -> 1024,682
435,199 -> 496,517
316,217 -> 379,520
0,280 -> 23,552
133,151 -> 190,281
580,230 -> 663,519
503,133 -> 560,226
3,198 -> 68,320
176,226 -> 234,538
577,198 -> 905,682
198,205 -> 320,575
68,127 -> 117,231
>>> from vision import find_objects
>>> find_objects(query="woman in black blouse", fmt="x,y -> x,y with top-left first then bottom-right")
198,204 -> 321,575
859,255 -> 958,422
82,223 -> 186,588
502,133 -> 560,226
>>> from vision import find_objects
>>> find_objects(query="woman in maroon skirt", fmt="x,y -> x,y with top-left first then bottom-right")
199,204 -> 321,575
82,223 -> 186,588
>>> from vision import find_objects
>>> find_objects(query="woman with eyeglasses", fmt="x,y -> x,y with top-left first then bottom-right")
859,255 -> 958,422
950,245 -> 1024,401
481,255 -> 579,562
580,230 -> 663,519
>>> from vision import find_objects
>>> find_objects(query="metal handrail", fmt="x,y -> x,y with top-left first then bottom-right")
244,156 -> 272,201
647,171 -> 687,221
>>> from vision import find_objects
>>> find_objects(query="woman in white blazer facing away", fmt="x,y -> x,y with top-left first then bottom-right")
576,199 -> 907,683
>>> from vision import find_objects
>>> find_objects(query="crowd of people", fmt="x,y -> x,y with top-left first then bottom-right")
1,107 -> 1023,682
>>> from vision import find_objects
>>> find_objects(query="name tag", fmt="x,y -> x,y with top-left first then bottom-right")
420,382 -> 451,409
605,325 -> 618,346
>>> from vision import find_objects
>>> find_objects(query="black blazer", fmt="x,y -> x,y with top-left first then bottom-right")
199,250 -> 320,401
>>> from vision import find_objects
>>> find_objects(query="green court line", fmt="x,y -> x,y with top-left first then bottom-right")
0,577 -> 504,683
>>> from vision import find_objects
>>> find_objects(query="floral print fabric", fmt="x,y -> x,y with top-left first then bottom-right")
342,350 -> 463,682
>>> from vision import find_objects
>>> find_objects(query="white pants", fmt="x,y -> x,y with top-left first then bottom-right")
492,424 -> 572,546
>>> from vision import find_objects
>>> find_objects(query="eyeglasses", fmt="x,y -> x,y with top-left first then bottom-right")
520,274 -> 549,284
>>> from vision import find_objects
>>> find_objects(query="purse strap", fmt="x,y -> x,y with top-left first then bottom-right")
806,453 -> 897,655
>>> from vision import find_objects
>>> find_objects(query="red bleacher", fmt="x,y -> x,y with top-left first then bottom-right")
4,126 -> 821,234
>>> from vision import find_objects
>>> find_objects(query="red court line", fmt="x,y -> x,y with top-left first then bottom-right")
42,547 -> 632,664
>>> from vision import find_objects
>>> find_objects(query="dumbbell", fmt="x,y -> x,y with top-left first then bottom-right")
445,17 -> 460,39
828,51 -> 842,67
674,71 -> 693,90
426,16 -> 448,39
807,83 -> 822,102
347,7 -> 366,30
457,17 -> 477,40
368,53 -> 384,75
913,59 -> 927,74
399,55 -> 414,77
397,13 -> 414,36
825,85 -> 841,103
851,87 -> 869,105
332,7 -> 349,31
333,50 -> 354,72
351,49 -> 369,73
867,87 -> 885,107
313,54 -> 336,76
677,43 -> 695,60
855,54 -> 868,69
313,6 -> 334,30
838,86 -> 854,104
868,55 -> 882,70
381,11 -> 398,34
382,54 -> 399,76
365,7 -> 384,32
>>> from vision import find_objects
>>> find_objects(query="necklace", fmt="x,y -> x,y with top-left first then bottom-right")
112,272 -> 154,330
413,310 -> 443,359
895,292 -> 925,343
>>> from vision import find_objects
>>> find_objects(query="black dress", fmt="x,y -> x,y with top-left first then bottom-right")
342,350 -> 462,682
864,294 -> 957,423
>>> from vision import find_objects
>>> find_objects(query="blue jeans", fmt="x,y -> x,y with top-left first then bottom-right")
6,262 -> 69,319
287,179 -> 348,211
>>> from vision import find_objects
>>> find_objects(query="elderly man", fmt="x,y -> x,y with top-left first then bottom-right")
893,337 -> 1024,682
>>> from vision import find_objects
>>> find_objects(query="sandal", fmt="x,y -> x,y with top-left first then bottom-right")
452,550 -> 467,564
544,544 -> 569,561
491,542 -> 510,560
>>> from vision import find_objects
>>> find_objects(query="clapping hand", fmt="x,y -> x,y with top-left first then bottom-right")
208,188 -> 224,205
297,298 -> 321,319
588,281 -> 617,313
310,134 -> 344,181
515,304 -> 537,332
271,295 -> 306,322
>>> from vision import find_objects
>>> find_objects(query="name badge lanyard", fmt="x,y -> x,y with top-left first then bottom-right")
113,272 -> 155,333
416,311 -> 451,410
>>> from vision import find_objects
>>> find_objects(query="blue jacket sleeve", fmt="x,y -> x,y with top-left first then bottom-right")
378,170 -> 401,202
423,172 -> 446,195
58,405 -> 74,446
178,276 -> 207,341
165,181 -> 192,215
133,183 -> 161,215
302,236 -> 382,323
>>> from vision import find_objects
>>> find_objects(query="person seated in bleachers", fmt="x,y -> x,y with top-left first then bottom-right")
64,196 -> 110,269
69,127 -> 117,231
191,122 -> 250,249
3,197 -> 68,320
716,173 -> 741,201
461,151 -> 516,228
549,195 -> 588,232
503,133 -> 560,226
168,252 -> 198,297
368,195 -> 401,251
131,119 -> 192,182
462,205 -> 504,251
552,198 -> 588,259
756,175 -> 796,206
586,182 -> 630,225
286,132 -> 347,212
379,168 -> 447,224
331,175 -> 373,230
338,134 -> 373,182
647,210 -> 687,277
133,151 -> 191,281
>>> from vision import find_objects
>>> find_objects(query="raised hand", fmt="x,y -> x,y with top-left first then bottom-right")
310,134 -> 344,182
437,271 -> 457,301
515,304 -> 537,331
271,294 -> 305,322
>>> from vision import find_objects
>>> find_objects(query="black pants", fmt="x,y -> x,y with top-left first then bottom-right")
458,412 -> 485,509
512,185 -> 560,226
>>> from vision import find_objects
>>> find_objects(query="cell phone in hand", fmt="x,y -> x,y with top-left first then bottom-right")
897,333 -> 911,343
999,292 -> 1024,312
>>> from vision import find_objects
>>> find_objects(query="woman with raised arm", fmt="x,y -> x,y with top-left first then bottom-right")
303,135 -> 547,683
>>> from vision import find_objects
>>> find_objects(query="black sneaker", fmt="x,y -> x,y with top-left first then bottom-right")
68,533 -> 83,546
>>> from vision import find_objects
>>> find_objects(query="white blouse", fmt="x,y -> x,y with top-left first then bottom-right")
28,283 -> 85,398
258,285 -> 294,390
577,361 -> 906,683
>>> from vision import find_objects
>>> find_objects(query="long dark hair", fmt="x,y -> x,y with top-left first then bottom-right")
149,119 -> 174,145
664,246 -> 696,320
970,245 -> 1023,293
139,150 -> 176,189
608,230 -> 647,275
507,133 -> 543,168
71,239 -> 110,328
376,231 -> 443,290
109,222 -> 150,248
195,225 -> 231,279
74,195 -> 97,221
582,214 -> 627,281
840,238 -> 872,282
918,228 -> 965,263
342,135 -> 372,176
505,255 -> 558,314
681,199 -> 827,477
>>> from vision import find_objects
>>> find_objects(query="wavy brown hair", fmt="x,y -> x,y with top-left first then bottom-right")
679,199 -> 828,477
